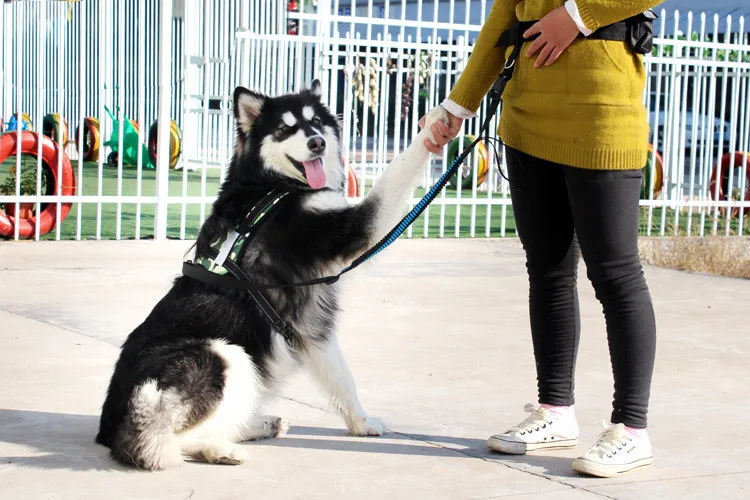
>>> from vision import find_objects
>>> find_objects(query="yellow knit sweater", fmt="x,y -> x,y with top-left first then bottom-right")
448,0 -> 663,170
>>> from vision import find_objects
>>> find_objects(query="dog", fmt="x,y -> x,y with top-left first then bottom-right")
95,80 -> 448,470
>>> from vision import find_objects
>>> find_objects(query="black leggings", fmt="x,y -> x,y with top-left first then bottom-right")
505,146 -> 656,429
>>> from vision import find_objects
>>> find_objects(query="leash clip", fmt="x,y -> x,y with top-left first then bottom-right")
322,275 -> 340,285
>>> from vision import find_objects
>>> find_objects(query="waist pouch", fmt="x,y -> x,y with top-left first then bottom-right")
497,10 -> 657,55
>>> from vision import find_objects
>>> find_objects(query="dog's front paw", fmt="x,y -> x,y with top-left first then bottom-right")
347,415 -> 388,437
272,417 -> 291,437
423,106 -> 450,144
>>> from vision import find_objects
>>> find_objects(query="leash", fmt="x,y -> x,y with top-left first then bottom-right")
183,67 -> 510,290
183,14 -> 656,335
182,24 -> 524,339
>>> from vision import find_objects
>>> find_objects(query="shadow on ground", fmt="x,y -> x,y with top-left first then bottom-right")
0,410 -> 575,477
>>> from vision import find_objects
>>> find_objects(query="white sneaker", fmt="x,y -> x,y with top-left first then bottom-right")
572,422 -> 654,478
486,403 -> 579,455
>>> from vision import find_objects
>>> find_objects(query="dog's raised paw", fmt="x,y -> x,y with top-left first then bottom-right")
423,106 -> 450,145
426,105 -> 449,126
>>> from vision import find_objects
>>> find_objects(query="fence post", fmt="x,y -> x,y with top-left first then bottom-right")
154,0 -> 174,240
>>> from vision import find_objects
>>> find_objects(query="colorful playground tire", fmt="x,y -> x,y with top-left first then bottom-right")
43,113 -> 70,147
107,151 -> 119,167
148,119 -> 182,169
346,162 -> 359,197
641,144 -> 664,199
75,117 -> 100,162
0,131 -> 76,239
446,135 -> 488,189
709,151 -> 750,218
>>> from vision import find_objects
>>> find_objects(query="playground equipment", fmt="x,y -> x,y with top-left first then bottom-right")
42,113 -> 70,147
101,107 -> 183,169
148,119 -> 182,169
709,151 -> 750,218
346,163 -> 359,197
340,157 -> 360,198
446,135 -> 488,189
75,117 -> 101,162
5,112 -> 33,132
641,143 -> 664,199
102,106 -> 150,167
0,131 -> 76,239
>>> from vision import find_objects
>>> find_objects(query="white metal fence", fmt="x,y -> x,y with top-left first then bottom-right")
0,0 -> 748,241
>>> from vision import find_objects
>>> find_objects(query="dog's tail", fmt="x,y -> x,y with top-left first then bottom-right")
109,381 -> 187,471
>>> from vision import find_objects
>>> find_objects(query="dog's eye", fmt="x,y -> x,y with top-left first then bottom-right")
278,124 -> 292,133
310,116 -> 322,127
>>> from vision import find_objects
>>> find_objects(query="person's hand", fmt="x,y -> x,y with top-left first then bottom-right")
524,6 -> 580,68
418,109 -> 463,154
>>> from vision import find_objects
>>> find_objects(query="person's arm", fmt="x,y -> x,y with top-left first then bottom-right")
573,0 -> 663,32
441,0 -> 594,116
446,0 -> 522,116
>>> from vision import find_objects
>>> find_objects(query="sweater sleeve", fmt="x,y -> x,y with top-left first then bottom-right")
576,0 -> 664,32
447,1 -> 522,114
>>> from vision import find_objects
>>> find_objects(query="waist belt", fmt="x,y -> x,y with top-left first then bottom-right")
496,11 -> 656,55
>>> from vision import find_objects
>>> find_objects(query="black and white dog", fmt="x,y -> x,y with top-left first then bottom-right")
95,80 -> 447,470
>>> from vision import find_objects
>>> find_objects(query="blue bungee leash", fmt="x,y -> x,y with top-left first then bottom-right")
182,66 -> 512,295
328,41 -> 520,278
183,25 -> 525,296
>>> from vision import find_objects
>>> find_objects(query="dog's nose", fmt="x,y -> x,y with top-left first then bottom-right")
307,136 -> 326,154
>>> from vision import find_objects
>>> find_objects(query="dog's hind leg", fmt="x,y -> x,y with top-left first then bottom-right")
178,339 -> 264,465
180,438 -> 249,465
109,340 -> 234,471
110,380 -> 188,471
303,333 -> 387,436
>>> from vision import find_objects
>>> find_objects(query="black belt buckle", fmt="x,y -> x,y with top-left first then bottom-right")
627,10 -> 657,55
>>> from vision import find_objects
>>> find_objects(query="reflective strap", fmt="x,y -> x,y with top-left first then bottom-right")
214,230 -> 241,267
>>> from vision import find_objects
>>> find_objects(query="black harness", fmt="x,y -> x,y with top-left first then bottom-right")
182,12 -> 656,338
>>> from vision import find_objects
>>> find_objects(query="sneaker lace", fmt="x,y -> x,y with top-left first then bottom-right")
508,403 -> 554,434
589,421 -> 632,458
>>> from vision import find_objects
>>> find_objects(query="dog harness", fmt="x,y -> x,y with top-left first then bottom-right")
183,189 -> 298,339
182,12 -> 656,338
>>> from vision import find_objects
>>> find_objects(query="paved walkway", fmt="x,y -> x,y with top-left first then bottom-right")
0,239 -> 748,499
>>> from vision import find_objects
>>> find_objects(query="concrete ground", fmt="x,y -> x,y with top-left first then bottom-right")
0,239 -> 748,500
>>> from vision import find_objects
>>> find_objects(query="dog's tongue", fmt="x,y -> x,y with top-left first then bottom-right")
302,158 -> 326,189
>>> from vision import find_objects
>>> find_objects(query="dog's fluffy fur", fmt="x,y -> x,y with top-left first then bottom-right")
95,80 -> 448,470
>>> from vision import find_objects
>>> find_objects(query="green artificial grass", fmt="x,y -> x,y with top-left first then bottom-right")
1,156 -> 748,240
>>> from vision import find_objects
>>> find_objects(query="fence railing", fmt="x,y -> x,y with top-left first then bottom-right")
234,7 -> 750,239
0,1 -> 748,241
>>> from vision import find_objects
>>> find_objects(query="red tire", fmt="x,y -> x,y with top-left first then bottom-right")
0,131 -> 76,238
709,152 -> 750,218
346,163 -> 359,197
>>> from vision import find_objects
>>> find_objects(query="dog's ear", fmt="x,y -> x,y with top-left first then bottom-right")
233,86 -> 266,135
310,79 -> 322,98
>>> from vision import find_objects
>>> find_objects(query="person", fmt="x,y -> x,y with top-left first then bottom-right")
420,0 -> 661,478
